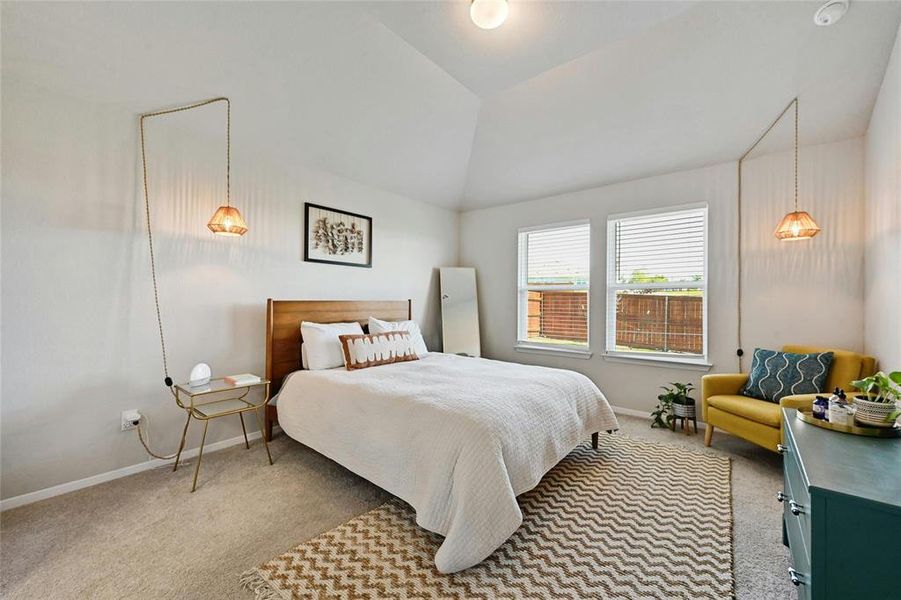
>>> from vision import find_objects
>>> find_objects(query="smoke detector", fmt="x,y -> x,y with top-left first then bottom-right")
814,1 -> 849,26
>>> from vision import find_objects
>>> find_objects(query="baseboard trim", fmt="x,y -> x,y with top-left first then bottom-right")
610,404 -> 709,429
0,427 -> 280,512
4,406 -> 714,511
610,405 -> 651,419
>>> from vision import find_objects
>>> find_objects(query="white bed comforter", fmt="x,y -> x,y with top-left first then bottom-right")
275,353 -> 618,573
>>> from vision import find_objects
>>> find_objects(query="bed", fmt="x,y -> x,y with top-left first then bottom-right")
264,299 -> 619,573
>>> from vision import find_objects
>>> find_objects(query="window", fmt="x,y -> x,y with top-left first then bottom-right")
517,221 -> 590,352
606,205 -> 707,360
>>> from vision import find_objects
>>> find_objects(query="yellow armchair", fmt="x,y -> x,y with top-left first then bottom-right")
702,346 -> 876,452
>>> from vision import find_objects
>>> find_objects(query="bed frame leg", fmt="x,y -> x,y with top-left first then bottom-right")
592,432 -> 599,449
265,405 -> 277,442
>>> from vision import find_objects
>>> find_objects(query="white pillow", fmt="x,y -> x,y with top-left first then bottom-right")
368,316 -> 428,357
300,321 -> 364,370
301,343 -> 308,370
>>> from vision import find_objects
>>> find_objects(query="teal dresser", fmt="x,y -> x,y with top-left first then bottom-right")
779,408 -> 901,599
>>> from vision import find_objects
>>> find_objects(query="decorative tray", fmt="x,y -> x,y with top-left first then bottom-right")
796,408 -> 901,438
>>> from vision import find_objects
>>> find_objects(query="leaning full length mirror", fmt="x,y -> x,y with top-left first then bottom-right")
440,267 -> 481,357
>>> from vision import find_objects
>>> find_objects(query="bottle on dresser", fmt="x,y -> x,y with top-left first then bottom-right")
827,388 -> 853,426
812,394 -> 830,420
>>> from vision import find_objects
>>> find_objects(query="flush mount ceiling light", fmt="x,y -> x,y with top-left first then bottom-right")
814,0 -> 849,26
470,0 -> 508,30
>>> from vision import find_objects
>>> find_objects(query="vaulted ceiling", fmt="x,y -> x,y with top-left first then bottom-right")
3,1 -> 900,211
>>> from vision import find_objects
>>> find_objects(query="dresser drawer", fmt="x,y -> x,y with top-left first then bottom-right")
783,514 -> 812,600
783,460 -> 811,544
782,436 -> 810,505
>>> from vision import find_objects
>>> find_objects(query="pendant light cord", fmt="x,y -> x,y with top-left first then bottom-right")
736,96 -> 797,370
135,414 -> 183,460
226,99 -> 231,207
139,97 -> 230,388
794,98 -> 799,212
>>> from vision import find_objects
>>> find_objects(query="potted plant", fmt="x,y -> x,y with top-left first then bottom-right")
850,371 -> 901,428
650,392 -> 673,429
650,382 -> 696,429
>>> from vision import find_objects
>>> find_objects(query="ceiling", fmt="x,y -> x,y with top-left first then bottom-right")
3,1 -> 900,211
361,1 -> 697,97
462,1 -> 901,208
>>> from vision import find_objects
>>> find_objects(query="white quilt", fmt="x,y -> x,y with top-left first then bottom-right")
275,353 -> 619,573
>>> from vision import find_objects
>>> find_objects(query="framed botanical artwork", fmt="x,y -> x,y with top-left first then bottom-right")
304,202 -> 372,268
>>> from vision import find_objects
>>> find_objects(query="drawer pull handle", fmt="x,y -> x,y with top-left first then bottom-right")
776,491 -> 787,503
789,500 -> 805,516
788,568 -> 806,586
777,443 -> 789,454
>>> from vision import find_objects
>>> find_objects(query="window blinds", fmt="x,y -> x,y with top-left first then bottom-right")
613,209 -> 705,284
525,223 -> 590,287
519,222 -> 590,347
606,206 -> 707,357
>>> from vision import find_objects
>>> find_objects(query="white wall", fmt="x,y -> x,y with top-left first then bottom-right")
460,138 -> 865,414
740,138 -> 865,355
0,79 -> 459,500
864,23 -> 901,370
0,2 -> 480,210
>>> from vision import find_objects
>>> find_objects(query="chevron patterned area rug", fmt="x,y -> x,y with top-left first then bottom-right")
240,435 -> 733,599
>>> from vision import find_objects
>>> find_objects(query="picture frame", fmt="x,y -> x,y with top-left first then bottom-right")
303,202 -> 373,268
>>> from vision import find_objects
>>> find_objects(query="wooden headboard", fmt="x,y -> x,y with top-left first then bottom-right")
264,299 -> 412,396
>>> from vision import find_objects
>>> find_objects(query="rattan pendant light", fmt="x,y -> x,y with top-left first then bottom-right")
204,98 -> 247,236
736,96 -> 823,370
773,98 -> 821,241
207,205 -> 248,236
140,96 -> 248,239
139,96 -> 247,389
205,97 -> 247,236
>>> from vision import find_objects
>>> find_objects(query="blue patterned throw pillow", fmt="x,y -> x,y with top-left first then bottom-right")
740,348 -> 834,403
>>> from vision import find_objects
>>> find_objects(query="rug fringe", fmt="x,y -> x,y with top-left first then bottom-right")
239,569 -> 284,600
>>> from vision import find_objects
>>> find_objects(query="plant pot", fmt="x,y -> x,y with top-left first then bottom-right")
853,396 -> 897,428
671,401 -> 696,419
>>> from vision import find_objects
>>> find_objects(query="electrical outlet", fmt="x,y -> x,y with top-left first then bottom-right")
121,409 -> 142,431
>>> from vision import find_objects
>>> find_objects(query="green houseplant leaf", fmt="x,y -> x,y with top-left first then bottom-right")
852,371 -> 901,404
649,382 -> 695,427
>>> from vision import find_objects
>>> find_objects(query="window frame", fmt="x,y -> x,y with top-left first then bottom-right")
604,203 -> 709,365
516,219 -> 592,357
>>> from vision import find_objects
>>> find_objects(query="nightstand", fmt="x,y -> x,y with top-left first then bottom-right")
173,377 -> 272,492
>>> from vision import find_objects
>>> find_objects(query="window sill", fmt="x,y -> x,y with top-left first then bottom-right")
602,352 -> 712,371
515,343 -> 593,360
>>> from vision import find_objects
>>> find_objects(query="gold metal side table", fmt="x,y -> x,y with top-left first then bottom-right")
173,378 -> 272,492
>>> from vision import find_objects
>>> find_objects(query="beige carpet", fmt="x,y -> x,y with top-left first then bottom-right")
0,415 -> 794,599
242,437 -> 733,599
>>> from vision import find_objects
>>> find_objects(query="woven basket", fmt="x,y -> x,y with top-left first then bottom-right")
853,396 -> 897,428
671,401 -> 696,419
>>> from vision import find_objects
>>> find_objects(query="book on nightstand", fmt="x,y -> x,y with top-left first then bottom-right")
224,373 -> 261,386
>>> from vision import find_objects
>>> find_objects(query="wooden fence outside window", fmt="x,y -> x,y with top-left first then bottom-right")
527,290 -> 703,354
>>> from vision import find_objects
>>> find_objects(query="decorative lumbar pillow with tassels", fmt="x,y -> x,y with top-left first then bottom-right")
740,348 -> 834,403
338,331 -> 420,370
